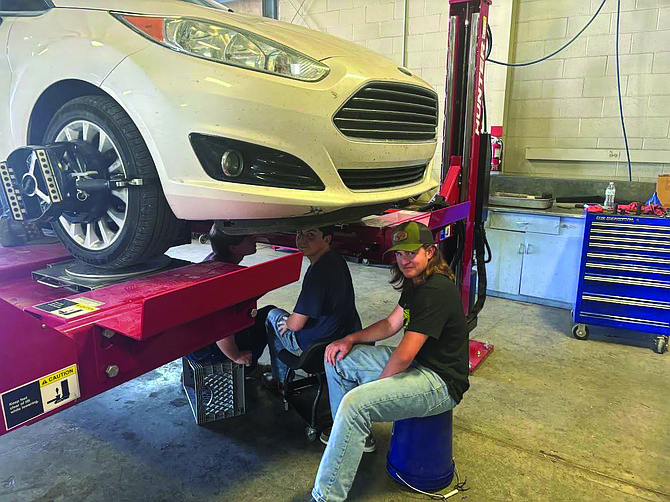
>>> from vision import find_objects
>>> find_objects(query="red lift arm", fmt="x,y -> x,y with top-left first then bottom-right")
0,244 -> 302,436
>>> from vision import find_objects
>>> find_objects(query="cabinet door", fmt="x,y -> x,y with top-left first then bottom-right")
520,233 -> 582,304
484,228 -> 524,295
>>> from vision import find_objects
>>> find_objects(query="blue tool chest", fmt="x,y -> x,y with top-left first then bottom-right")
573,213 -> 670,341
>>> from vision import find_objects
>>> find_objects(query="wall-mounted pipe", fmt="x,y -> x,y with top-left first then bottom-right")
262,0 -> 278,19
401,0 -> 409,67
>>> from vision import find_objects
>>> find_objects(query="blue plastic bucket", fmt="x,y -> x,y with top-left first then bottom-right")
386,410 -> 455,491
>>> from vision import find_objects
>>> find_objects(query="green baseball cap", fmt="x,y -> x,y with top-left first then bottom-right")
385,221 -> 435,254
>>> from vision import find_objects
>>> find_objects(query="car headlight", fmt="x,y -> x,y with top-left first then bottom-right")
114,14 -> 330,82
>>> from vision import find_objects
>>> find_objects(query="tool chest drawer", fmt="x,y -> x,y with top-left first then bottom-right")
574,214 -> 670,335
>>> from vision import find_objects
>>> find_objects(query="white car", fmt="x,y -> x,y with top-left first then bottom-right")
0,0 -> 438,268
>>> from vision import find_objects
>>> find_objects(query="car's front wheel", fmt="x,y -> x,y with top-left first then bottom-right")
44,95 -> 180,268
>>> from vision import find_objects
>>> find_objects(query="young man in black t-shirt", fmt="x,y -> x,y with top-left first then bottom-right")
262,226 -> 361,393
308,221 -> 469,502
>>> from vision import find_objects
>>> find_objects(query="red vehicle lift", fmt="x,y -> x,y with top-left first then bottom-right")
263,0 -> 495,372
0,243 -> 302,436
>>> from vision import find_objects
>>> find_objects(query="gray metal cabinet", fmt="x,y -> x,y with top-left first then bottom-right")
484,210 -> 584,308
484,228 -> 524,296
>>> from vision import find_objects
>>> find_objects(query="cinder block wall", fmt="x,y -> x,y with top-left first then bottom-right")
505,0 -> 670,181
277,0 -> 514,183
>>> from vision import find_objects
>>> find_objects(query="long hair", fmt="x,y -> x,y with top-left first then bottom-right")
390,244 -> 455,291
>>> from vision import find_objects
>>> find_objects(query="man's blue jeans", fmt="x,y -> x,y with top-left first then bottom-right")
312,345 -> 457,502
265,307 -> 302,384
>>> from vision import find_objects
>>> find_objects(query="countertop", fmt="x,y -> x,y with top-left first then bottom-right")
487,204 -> 586,219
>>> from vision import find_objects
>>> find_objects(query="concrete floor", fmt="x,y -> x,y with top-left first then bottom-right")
0,242 -> 668,502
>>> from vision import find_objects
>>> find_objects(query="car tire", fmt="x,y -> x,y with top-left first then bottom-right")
44,95 -> 180,269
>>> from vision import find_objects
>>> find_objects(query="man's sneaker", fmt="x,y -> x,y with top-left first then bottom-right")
364,434 -> 377,453
319,427 -> 330,446
246,364 -> 271,380
319,427 -> 377,453
261,372 -> 285,395
262,372 -> 278,390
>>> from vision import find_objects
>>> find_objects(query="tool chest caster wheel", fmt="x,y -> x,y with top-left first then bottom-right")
572,324 -> 589,340
305,427 -> 317,442
653,336 -> 668,354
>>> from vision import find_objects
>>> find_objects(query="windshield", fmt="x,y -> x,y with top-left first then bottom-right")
179,0 -> 228,9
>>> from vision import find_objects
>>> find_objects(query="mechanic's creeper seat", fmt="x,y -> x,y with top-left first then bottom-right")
278,334 -> 341,441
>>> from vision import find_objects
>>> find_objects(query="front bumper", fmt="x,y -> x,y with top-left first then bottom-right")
102,45 -> 438,221
218,202 -> 393,234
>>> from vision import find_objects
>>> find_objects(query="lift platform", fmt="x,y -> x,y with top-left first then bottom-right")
0,243 -> 302,436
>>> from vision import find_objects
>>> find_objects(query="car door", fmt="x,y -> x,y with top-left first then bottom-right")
0,1 -> 54,157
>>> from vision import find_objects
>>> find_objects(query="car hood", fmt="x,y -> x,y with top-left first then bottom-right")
51,0 -> 395,62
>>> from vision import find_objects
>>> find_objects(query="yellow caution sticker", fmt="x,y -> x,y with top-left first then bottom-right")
33,297 -> 104,319
1,364 -> 81,431
39,365 -> 77,387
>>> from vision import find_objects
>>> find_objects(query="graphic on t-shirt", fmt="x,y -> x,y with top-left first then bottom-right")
402,309 -> 410,330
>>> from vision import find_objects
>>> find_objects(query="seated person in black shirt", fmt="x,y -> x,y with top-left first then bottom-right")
262,226 -> 361,394
309,221 -> 470,502
189,225 -> 275,377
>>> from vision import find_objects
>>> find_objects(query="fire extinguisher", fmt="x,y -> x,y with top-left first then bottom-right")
490,125 -> 503,174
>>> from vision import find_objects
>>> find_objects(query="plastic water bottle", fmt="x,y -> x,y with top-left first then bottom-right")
604,182 -> 616,208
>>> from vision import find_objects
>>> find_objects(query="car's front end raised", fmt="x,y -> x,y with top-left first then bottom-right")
98,3 -> 439,229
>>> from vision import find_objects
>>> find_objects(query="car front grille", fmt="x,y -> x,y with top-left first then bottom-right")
333,83 -> 438,141
338,164 -> 427,190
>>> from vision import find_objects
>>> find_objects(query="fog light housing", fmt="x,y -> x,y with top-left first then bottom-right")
221,149 -> 244,177
190,133 -> 324,191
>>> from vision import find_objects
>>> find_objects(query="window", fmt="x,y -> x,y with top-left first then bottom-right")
178,0 -> 228,10
0,0 -> 51,12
